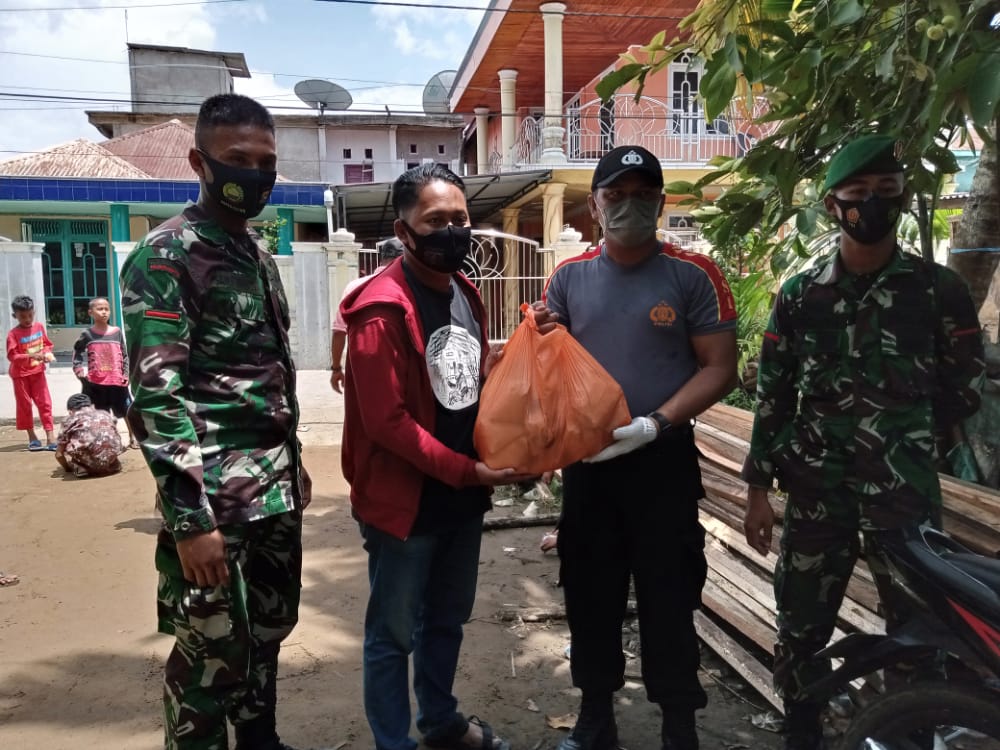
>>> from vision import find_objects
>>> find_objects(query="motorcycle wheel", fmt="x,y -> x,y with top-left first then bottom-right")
838,681 -> 1000,749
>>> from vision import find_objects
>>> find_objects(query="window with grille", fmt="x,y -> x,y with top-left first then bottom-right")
344,164 -> 374,184
22,218 -> 110,326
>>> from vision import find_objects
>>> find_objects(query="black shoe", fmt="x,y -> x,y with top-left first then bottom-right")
556,692 -> 618,750
661,708 -> 698,750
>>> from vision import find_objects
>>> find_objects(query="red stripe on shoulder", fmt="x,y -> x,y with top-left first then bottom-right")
659,243 -> 738,322
144,310 -> 181,321
764,331 -> 780,343
543,246 -> 601,301
952,327 -> 981,337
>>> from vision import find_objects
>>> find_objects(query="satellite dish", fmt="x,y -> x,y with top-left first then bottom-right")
294,79 -> 353,114
422,70 -> 457,115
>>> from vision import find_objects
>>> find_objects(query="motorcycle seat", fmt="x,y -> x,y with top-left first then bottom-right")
901,534 -> 1000,620
945,553 -> 1000,601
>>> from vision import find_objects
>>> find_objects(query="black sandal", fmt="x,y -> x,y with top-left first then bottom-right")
425,715 -> 511,750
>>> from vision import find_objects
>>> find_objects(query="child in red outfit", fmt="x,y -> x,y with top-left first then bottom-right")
6,295 -> 56,450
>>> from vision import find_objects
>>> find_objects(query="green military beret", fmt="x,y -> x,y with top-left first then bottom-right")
823,134 -> 903,193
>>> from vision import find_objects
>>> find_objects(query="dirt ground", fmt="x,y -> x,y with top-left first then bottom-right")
0,427 -> 783,750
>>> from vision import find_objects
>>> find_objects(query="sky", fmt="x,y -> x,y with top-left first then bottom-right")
0,0 -> 490,158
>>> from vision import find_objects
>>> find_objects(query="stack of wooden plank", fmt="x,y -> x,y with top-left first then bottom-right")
691,404 -> 1000,712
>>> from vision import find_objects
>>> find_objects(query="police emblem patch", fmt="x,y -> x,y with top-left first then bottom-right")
621,150 -> 644,166
650,301 -> 677,326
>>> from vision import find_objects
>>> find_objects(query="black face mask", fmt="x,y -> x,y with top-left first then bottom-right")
832,194 -> 905,245
401,222 -> 472,274
198,150 -> 277,219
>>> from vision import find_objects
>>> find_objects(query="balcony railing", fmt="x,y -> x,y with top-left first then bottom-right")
502,94 -> 773,171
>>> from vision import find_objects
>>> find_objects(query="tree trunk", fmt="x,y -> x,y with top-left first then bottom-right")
948,119 -> 1000,340
947,118 -> 1000,488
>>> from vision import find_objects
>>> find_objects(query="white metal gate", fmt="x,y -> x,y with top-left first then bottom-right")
360,230 -> 548,342
463,229 -> 548,342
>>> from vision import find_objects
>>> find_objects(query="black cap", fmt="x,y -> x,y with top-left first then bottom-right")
67,393 -> 92,411
591,145 -> 664,191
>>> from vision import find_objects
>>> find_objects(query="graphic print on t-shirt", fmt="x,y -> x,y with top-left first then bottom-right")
425,324 -> 481,411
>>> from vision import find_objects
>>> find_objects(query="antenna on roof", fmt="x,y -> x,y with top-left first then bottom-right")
294,79 -> 353,118
422,70 -> 457,115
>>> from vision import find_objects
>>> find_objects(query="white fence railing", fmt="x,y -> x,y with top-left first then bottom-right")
493,94 -> 774,171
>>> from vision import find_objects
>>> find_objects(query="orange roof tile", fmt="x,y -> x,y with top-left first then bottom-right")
0,139 -> 151,178
101,119 -> 197,180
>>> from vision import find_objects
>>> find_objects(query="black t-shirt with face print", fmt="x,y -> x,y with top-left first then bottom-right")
403,262 -> 490,534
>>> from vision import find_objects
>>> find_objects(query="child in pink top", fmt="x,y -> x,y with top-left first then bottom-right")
6,295 -> 56,450
72,297 -> 137,448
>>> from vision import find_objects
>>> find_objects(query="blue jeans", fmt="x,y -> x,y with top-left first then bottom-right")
361,517 -> 483,750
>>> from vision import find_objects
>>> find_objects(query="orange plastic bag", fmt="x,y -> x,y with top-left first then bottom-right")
474,304 -> 632,474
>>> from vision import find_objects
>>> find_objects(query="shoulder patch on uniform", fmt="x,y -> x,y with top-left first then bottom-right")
144,309 -> 182,321
147,258 -> 181,278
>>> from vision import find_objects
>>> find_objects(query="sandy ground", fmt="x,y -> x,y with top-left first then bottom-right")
0,427 -> 783,750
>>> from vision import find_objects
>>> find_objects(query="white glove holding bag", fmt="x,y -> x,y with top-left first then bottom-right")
584,416 -> 659,463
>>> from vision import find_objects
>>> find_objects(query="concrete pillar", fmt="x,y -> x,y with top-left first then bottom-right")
498,69 -> 518,169
539,2 -> 568,165
474,107 -> 490,175
272,254 -> 297,364
325,229 -> 362,338
290,242 -> 331,369
501,208 -> 521,337
111,241 -> 139,323
109,205 -> 131,326
277,207 -> 294,256
318,124 -> 328,183
550,224 -> 590,268
541,182 -> 567,249
0,242 -> 47,375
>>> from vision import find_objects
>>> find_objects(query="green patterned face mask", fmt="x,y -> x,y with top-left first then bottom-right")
599,197 -> 661,248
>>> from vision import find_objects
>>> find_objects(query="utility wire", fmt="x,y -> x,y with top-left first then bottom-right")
0,48 -> 668,98
0,0 -> 245,11
313,0 -> 684,20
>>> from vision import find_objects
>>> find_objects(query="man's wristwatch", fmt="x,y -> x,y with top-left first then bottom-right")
647,411 -> 672,434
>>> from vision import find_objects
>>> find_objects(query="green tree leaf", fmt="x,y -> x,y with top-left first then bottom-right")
701,54 -> 738,121
595,64 -> 645,102
967,50 -> 1000,127
829,0 -> 865,26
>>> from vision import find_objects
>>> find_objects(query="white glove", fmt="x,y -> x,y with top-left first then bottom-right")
584,416 -> 659,463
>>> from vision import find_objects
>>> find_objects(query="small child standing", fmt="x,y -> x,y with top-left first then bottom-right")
72,297 -> 137,449
6,295 -> 56,450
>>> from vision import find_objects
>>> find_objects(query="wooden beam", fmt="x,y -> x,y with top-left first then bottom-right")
693,610 -> 784,712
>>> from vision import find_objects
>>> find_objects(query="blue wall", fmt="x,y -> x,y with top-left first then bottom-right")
0,176 -> 326,207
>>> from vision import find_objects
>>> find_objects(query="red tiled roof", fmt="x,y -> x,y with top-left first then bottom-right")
101,119 -> 197,180
0,139 -> 150,178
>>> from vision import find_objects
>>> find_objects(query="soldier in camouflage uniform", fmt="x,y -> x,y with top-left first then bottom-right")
741,135 -> 985,750
120,94 -> 310,750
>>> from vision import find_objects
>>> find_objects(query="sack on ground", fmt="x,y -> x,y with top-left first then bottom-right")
474,304 -> 631,474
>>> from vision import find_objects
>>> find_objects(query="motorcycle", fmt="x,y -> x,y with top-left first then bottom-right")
800,524 -> 1000,749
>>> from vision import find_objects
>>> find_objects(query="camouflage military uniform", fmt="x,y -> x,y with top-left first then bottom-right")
57,404 -> 123,476
742,248 -> 985,703
120,203 -> 304,750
